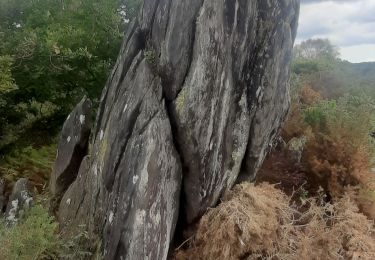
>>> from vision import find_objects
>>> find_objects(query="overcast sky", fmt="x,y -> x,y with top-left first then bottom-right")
298,0 -> 375,63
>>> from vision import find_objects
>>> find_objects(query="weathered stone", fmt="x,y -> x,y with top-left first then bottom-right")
58,155 -> 91,233
56,0 -> 300,259
171,0 -> 299,221
0,178 -> 5,213
60,59 -> 182,260
50,96 -> 92,197
5,178 -> 33,224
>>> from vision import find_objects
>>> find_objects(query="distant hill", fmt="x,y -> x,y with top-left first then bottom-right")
340,61 -> 375,96
304,60 -> 375,99
349,62 -> 375,81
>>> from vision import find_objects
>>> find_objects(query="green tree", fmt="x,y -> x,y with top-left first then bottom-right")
293,38 -> 339,60
0,0 -> 140,152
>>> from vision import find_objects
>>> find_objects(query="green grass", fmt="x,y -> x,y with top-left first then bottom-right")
0,205 -> 60,260
0,203 -> 94,260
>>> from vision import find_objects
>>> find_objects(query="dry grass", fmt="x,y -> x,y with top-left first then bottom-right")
175,183 -> 375,260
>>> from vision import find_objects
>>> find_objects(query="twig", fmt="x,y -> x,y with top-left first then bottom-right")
175,236 -> 194,251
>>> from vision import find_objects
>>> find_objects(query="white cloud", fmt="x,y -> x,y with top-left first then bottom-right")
340,44 -> 375,63
297,0 -> 375,62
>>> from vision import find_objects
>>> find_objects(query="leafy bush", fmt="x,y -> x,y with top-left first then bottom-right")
303,100 -> 336,131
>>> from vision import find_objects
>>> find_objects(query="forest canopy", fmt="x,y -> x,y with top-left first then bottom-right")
0,0 -> 140,153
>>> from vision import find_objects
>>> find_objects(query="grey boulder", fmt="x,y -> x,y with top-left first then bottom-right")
5,178 -> 33,224
50,97 -> 92,198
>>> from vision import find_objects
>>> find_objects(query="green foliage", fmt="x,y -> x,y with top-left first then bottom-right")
0,0 -> 124,101
0,204 -> 94,260
0,205 -> 60,260
303,100 -> 337,131
0,55 -> 17,93
0,0 -> 140,153
292,57 -> 335,76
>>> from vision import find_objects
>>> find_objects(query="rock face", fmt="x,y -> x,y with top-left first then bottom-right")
5,178 -> 33,224
0,178 -> 5,213
54,0 -> 300,259
50,97 -> 92,198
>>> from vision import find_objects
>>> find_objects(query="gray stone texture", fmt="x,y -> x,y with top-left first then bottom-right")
53,1 -> 300,259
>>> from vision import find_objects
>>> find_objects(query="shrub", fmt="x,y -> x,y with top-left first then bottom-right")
303,100 -> 336,132
0,203 -> 94,260
280,88 -> 375,218
302,95 -> 375,198
0,205 -> 60,260
175,183 -> 375,260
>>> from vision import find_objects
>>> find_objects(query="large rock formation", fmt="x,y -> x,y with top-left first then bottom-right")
54,0 -> 300,259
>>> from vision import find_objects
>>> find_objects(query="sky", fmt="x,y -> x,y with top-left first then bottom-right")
298,0 -> 375,63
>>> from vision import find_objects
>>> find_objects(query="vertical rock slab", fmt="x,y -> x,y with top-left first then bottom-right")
50,97 -> 92,197
170,0 -> 299,222
59,59 -> 182,260
56,0 -> 300,259
243,0 -> 300,181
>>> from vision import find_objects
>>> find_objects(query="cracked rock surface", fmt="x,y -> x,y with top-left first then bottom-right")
54,0 -> 300,259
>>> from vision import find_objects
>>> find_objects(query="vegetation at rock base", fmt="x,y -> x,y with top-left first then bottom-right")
0,1 -> 140,259
175,183 -> 375,260
175,39 -> 375,259
0,205 -> 60,260
0,0 -> 140,198
0,202 -> 95,260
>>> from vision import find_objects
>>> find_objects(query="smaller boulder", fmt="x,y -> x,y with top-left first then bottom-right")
50,97 -> 92,198
5,178 -> 33,224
